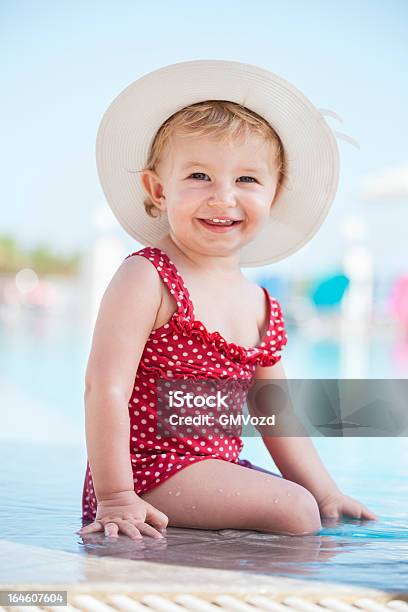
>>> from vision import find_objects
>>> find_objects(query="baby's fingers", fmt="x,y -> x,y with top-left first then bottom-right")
134,521 -> 165,539
359,504 -> 378,521
114,519 -> 143,540
343,498 -> 378,521
76,520 -> 103,535
104,522 -> 119,537
145,504 -> 169,531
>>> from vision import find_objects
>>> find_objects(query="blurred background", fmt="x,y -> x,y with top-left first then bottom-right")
2,0 -> 407,445
1,1 -> 408,571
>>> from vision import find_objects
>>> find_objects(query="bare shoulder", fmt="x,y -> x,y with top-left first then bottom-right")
245,279 -> 268,310
247,281 -> 285,314
85,254 -> 163,394
99,253 -> 162,311
115,252 -> 162,289
103,253 -> 164,327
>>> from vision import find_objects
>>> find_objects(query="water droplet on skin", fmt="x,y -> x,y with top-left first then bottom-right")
168,491 -> 172,495
287,492 -> 291,497
217,488 -> 223,493
235,492 -> 241,496
175,491 -> 181,497
191,505 -> 197,510
274,498 -> 279,503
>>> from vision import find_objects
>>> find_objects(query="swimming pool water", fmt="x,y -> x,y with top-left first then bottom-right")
0,438 -> 407,591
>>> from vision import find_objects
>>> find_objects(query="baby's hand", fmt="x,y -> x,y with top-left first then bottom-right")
76,490 -> 169,540
317,490 -> 378,522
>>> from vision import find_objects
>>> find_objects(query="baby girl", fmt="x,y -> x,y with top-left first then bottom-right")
78,60 -> 377,541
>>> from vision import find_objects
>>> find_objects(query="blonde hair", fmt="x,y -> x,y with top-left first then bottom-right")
139,100 -> 288,219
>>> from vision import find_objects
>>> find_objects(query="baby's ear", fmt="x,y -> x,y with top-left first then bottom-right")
140,170 -> 166,211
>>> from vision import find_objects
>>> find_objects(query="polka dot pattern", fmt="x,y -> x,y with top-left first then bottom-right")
82,246 -> 288,521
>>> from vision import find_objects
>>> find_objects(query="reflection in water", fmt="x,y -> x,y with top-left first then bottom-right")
78,526 -> 339,575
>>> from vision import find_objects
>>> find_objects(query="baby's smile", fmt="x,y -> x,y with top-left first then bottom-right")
196,217 -> 244,233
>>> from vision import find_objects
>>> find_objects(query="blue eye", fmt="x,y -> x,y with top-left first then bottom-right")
188,173 -> 257,183
189,172 -> 210,181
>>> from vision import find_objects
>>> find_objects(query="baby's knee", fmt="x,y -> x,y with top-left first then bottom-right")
288,489 -> 321,535
260,486 -> 321,536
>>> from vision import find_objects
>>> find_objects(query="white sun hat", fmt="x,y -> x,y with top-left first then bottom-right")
96,59 -> 353,267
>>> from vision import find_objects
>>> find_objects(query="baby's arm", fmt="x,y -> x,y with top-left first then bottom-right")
250,361 -> 378,522
79,255 -> 168,539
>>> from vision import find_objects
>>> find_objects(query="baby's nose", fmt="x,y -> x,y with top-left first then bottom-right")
208,194 -> 237,207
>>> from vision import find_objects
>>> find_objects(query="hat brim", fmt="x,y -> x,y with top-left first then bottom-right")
96,59 -> 339,267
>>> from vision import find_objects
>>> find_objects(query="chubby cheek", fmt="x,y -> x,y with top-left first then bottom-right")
176,187 -> 204,209
165,200 -> 195,232
246,198 -> 270,225
238,203 -> 269,242
167,191 -> 202,222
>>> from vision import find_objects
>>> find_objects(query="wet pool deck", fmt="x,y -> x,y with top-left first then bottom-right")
1,530 -> 407,611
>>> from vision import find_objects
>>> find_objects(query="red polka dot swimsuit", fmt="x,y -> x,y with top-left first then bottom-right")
82,246 -> 287,521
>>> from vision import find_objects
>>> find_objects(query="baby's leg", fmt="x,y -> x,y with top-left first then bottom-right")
138,459 -> 321,536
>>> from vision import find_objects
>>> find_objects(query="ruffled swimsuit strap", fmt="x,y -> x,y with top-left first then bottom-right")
124,246 -> 195,321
